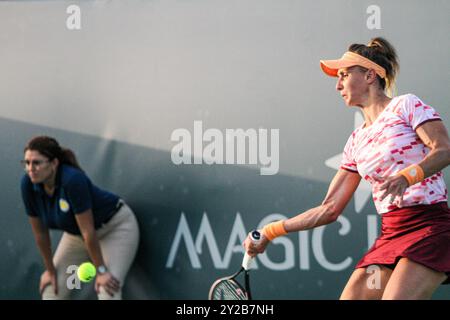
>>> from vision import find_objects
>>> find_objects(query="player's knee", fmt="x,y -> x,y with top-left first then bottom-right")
341,285 -> 384,300
339,290 -> 359,300
340,281 -> 366,300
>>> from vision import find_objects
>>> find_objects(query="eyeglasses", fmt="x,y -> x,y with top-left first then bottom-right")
20,159 -> 50,170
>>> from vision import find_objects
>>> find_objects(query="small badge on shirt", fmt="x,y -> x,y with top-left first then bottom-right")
59,199 -> 70,212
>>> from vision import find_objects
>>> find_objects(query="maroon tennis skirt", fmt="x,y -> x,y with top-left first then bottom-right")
356,202 -> 450,284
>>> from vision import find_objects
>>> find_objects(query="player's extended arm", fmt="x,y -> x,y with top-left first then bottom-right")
284,169 -> 361,232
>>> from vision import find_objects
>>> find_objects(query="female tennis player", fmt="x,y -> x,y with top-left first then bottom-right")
21,136 -> 140,299
244,37 -> 450,299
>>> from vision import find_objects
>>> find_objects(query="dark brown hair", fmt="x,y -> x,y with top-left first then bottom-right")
24,136 -> 83,171
348,37 -> 399,96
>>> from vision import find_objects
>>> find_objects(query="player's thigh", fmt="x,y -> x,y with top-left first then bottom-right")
340,265 -> 392,300
382,258 -> 447,300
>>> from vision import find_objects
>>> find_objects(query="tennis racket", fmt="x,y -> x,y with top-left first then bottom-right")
208,230 -> 261,300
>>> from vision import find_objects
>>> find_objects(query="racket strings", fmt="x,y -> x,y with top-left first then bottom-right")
210,280 -> 248,300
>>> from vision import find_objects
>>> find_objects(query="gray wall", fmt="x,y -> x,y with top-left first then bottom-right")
0,0 -> 449,299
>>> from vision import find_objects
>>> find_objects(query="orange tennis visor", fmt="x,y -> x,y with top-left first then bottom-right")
320,51 -> 386,79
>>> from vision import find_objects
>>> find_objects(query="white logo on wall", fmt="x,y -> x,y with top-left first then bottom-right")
325,112 -> 372,213
166,212 -> 378,272
170,121 -> 279,175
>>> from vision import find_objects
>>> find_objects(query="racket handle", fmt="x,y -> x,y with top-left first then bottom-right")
242,230 -> 261,270
242,253 -> 253,271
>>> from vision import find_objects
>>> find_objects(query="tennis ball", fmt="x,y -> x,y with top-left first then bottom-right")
77,262 -> 96,283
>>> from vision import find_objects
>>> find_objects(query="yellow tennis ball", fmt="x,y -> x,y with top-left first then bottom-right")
77,262 -> 96,283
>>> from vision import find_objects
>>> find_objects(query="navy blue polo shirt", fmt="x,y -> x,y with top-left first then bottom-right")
20,164 -> 120,235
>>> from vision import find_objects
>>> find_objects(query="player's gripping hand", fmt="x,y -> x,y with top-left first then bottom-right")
243,232 -> 269,257
375,175 -> 409,207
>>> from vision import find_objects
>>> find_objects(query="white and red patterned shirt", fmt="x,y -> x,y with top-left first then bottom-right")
341,94 -> 448,214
